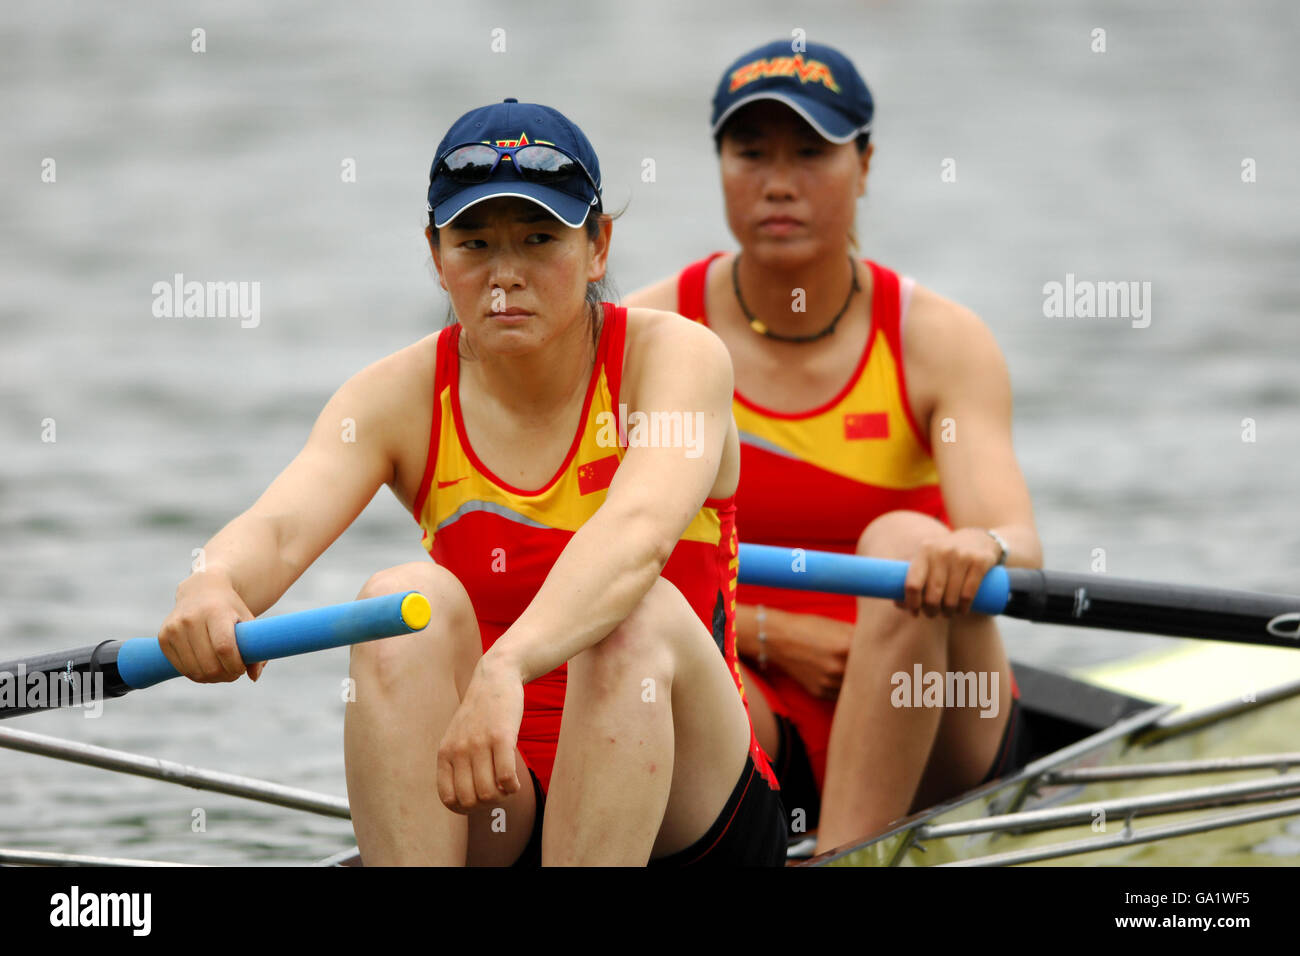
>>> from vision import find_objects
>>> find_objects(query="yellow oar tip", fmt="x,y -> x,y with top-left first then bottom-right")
400,592 -> 432,631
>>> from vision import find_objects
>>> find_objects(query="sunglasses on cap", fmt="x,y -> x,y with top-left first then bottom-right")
433,142 -> 601,196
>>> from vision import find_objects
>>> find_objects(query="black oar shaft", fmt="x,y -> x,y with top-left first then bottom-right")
736,544 -> 1300,650
0,642 -> 130,718
1005,569 -> 1300,648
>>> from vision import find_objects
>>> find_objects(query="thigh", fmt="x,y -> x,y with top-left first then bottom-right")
557,576 -> 753,859
639,581 -> 753,857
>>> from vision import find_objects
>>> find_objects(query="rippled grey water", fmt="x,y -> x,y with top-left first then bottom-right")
2,0 -> 1298,864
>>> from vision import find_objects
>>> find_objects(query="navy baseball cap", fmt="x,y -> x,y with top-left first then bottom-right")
427,98 -> 602,229
711,40 -> 873,144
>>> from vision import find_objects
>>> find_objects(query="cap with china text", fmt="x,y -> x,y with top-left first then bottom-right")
711,40 -> 873,144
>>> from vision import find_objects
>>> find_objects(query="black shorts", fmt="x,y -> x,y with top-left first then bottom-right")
770,712 -> 821,836
512,754 -> 787,867
771,695 -> 1032,837
977,695 -> 1032,786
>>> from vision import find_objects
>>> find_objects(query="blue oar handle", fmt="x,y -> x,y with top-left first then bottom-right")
737,544 -> 1011,615
115,590 -> 432,690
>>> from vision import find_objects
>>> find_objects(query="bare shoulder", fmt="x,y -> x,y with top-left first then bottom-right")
340,332 -> 438,406
322,332 -> 440,506
320,333 -> 438,461
621,273 -> 680,312
377,331 -> 440,377
622,307 -> 733,396
902,282 -> 1007,378
624,306 -> 728,359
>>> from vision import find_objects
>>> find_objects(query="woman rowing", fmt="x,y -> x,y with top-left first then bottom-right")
626,40 -> 1044,854
158,98 -> 786,866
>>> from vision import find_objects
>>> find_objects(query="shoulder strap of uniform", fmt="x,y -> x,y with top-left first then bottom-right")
601,302 -> 628,408
676,252 -> 725,321
411,324 -> 458,519
436,323 -> 460,393
866,260 -> 934,454
600,303 -> 628,446
866,260 -> 902,360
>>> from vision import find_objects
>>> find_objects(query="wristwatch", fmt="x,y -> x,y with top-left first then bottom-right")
986,529 -> 1009,566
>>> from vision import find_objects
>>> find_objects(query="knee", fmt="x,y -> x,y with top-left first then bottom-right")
358,560 -> 442,600
571,578 -> 684,697
357,561 -> 475,628
856,510 -> 948,561
351,562 -> 476,689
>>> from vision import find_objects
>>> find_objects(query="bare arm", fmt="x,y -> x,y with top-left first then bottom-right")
921,301 -> 1042,570
161,349 -> 413,681
627,273 -> 857,693
488,310 -> 737,683
895,293 -> 1042,615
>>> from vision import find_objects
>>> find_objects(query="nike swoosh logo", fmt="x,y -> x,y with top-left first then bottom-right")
436,477 -> 469,489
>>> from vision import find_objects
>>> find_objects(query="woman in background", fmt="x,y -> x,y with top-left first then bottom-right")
627,40 -> 1042,854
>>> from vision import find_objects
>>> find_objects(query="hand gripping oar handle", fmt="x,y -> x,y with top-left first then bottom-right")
0,591 -> 431,719
736,544 -> 1300,648
736,544 -> 1012,615
115,590 -> 432,689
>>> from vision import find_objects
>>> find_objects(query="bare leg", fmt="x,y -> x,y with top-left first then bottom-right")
911,613 -> 1010,812
542,577 -> 753,865
344,562 -> 536,866
464,749 -> 538,867
815,512 -> 1012,854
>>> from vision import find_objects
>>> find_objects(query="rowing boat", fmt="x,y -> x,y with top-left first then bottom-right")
3,641 -> 1296,867
2,549 -> 1297,866
803,641 -> 1300,866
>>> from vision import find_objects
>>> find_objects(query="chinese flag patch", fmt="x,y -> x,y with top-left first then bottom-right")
577,454 -> 620,495
844,412 -> 889,440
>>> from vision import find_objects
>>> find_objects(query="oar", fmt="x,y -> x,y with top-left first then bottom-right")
737,544 -> 1300,649
0,591 -> 431,719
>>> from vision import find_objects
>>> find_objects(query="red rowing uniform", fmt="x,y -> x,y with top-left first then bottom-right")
676,254 -> 1017,789
411,303 -> 777,792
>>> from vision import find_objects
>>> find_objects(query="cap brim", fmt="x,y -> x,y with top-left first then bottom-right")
431,180 -> 596,229
711,91 -> 871,144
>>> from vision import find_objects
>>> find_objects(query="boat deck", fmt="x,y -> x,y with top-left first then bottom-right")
809,643 -> 1300,866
